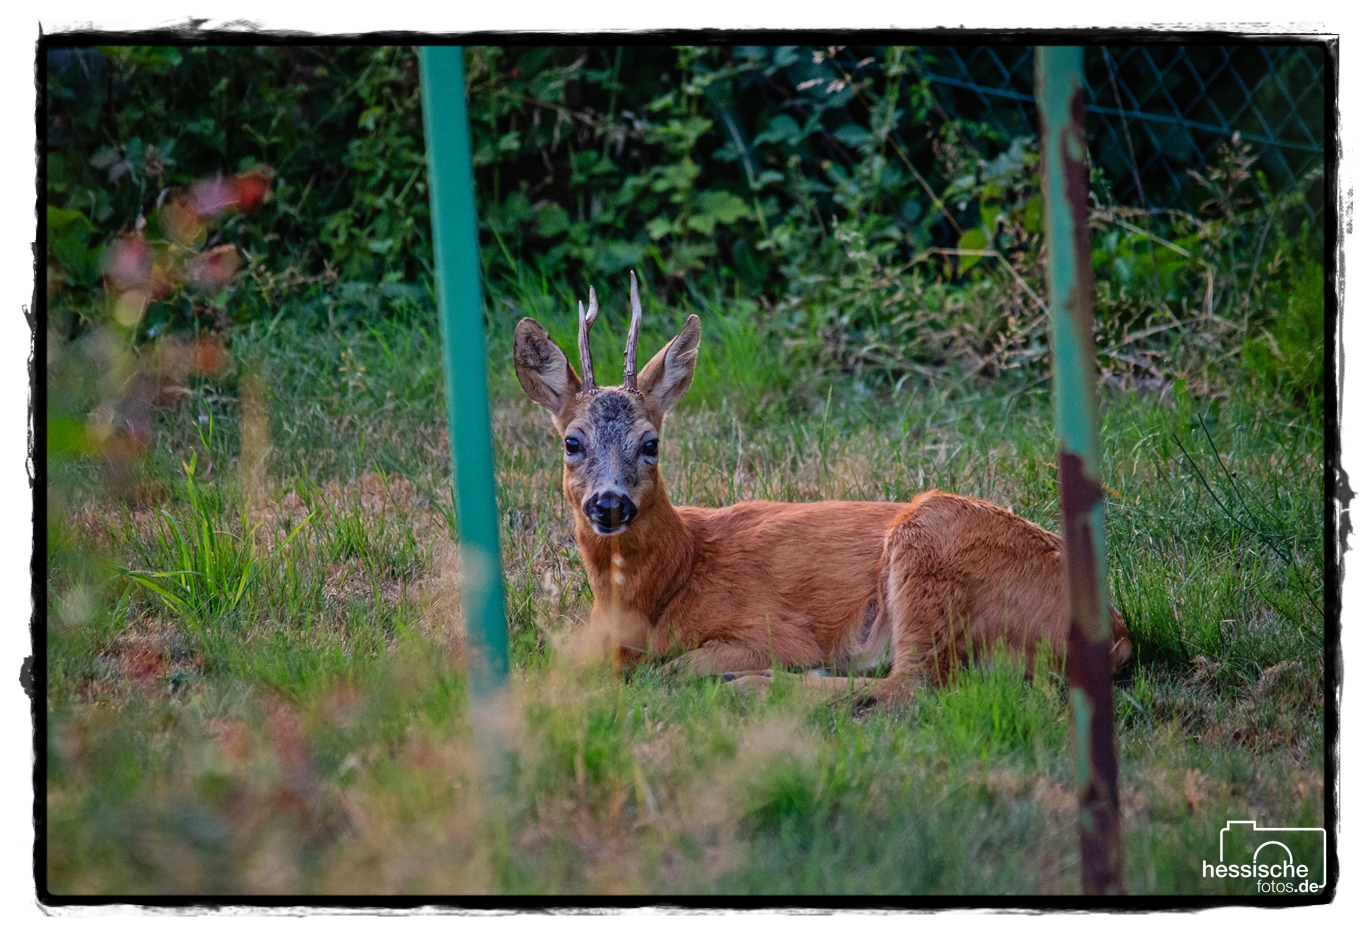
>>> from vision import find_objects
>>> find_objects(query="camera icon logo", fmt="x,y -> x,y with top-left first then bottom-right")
1201,820 -> 1326,892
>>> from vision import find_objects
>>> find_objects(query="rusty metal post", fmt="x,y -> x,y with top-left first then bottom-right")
1036,45 -> 1124,895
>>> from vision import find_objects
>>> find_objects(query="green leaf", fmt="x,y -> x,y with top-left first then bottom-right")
646,217 -> 674,241
46,414 -> 87,459
500,191 -> 534,226
358,106 -> 385,131
753,115 -> 801,147
645,117 -> 713,154
46,206 -> 92,238
832,123 -> 872,149
47,153 -> 70,193
653,159 -> 700,197
685,214 -> 718,236
48,206 -> 100,285
646,91 -> 676,112
596,241 -> 645,275
695,190 -> 751,226
1021,194 -> 1043,234
979,202 -> 1000,232
533,203 -> 569,238
664,241 -> 716,275
957,228 -> 987,274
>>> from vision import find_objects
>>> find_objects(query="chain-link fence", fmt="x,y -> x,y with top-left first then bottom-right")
879,44 -> 1326,223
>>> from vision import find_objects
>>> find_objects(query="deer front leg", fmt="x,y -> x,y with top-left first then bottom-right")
662,641 -> 774,677
709,669 -> 891,700
564,602 -> 657,673
664,642 -> 887,702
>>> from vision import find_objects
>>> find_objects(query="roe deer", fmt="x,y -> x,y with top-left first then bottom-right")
512,272 -> 1132,700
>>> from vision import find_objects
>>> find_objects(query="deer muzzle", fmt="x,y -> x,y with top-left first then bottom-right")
584,492 -> 638,535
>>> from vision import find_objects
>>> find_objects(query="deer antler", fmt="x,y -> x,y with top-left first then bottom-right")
623,270 -> 643,391
578,286 -> 598,393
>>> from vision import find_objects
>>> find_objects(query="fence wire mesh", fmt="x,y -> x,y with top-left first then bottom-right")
891,45 -> 1326,223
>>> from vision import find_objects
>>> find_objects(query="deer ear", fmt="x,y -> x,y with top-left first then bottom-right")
513,318 -> 580,415
639,314 -> 700,415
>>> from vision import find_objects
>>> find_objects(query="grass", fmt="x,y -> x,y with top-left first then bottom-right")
44,282 -> 1325,896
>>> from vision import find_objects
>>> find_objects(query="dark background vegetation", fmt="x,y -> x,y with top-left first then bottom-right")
45,43 -> 1324,400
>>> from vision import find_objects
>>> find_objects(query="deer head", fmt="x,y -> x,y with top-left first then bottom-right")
513,271 -> 701,536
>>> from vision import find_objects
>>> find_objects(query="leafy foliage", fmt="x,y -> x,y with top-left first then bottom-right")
46,43 -> 1325,396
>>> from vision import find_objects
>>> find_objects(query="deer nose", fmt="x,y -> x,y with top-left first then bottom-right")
585,492 -> 637,530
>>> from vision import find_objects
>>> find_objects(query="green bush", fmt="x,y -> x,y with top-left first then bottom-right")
46,43 -> 1324,397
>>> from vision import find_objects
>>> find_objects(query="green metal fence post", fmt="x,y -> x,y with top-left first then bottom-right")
1036,45 -> 1124,895
419,46 -> 510,700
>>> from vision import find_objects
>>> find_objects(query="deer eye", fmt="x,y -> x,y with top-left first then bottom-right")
641,439 -> 658,458
565,437 -> 583,456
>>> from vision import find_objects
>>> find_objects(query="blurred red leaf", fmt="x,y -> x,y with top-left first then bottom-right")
190,176 -> 238,218
232,167 -> 274,213
102,234 -> 153,290
186,244 -> 242,293
148,261 -> 177,299
207,718 -> 254,764
189,335 -> 228,374
160,197 -> 205,246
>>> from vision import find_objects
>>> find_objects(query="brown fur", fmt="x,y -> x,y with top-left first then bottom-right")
576,494 -> 904,675
512,305 -> 1134,698
863,491 -> 1133,700
574,486 -> 1132,688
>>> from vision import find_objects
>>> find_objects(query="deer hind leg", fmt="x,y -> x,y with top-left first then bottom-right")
862,497 -> 982,706
1109,607 -> 1134,675
866,568 -> 969,705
